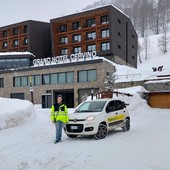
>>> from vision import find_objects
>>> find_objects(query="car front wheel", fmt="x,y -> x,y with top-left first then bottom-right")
94,124 -> 107,139
122,119 -> 130,132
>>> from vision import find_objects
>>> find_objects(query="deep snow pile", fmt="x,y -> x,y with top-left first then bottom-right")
0,98 -> 35,130
87,86 -> 150,114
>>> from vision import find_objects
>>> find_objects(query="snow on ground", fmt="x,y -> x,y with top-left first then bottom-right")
0,98 -> 35,131
0,89 -> 170,170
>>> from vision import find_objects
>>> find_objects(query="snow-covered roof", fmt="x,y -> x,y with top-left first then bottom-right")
144,79 -> 170,84
0,52 -> 36,58
51,5 -> 129,21
82,4 -> 129,18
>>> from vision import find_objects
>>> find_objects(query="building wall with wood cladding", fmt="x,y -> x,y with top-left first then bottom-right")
50,5 -> 138,68
0,20 -> 51,58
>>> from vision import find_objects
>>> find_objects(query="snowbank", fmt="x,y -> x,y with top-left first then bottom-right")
86,86 -> 150,114
0,98 -> 35,130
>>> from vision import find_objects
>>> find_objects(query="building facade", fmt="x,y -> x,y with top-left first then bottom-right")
50,5 -> 138,68
0,20 -> 51,59
0,58 -> 115,107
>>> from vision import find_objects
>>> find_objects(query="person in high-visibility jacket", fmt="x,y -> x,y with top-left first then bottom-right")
51,95 -> 68,144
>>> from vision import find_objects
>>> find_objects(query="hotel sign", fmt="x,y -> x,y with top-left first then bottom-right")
33,51 -> 97,66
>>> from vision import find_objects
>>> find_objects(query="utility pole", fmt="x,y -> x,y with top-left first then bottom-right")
91,81 -> 94,100
29,76 -> 34,104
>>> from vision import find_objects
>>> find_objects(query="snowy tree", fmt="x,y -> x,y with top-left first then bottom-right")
138,41 -> 143,63
143,31 -> 150,60
158,27 -> 169,54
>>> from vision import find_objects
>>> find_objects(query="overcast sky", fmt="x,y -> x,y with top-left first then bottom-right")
0,0 -> 97,27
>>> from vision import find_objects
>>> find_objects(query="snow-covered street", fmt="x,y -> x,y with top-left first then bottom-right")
0,98 -> 170,170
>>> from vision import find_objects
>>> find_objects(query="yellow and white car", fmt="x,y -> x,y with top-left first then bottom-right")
65,98 -> 130,139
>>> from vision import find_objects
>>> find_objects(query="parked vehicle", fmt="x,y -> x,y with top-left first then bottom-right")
65,98 -> 130,139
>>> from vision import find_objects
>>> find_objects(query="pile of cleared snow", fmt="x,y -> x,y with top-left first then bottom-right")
0,98 -> 35,130
86,86 -> 150,114
115,86 -> 149,113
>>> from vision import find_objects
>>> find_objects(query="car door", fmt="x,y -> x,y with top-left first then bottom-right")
106,100 -> 125,129
114,100 -> 126,126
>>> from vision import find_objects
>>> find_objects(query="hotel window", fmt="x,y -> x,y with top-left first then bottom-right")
87,44 -> 96,52
132,34 -> 135,38
58,73 -> 66,84
101,15 -> 108,24
14,78 -> 19,87
20,58 -> 28,67
73,46 -> 81,54
118,19 -> 121,24
78,69 -> 97,82
24,25 -> 28,33
51,72 -> 74,84
23,38 -> 28,45
73,21 -> 81,30
21,76 -> 28,87
42,74 -> 50,85
118,32 -> 121,37
60,37 -> 68,44
88,70 -> 97,82
13,28 -> 18,35
0,59 -> 5,70
86,18 -> 96,27
13,40 -> 19,47
101,29 -> 109,38
60,24 -> 67,32
86,32 -> 96,40
73,34 -> 81,43
14,77 -> 20,87
32,75 -> 41,86
66,72 -> 74,83
132,45 -> 135,49
60,48 -> 68,55
101,42 -> 110,51
3,30 -> 7,37
51,73 -> 58,84
0,78 -> 4,88
118,45 -> 121,49
2,42 -> 8,48
13,76 -> 28,87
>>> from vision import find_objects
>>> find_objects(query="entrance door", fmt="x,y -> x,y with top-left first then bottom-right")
78,88 -> 99,104
54,90 -> 74,108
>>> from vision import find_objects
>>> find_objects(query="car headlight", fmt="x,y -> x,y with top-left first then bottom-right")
86,116 -> 95,121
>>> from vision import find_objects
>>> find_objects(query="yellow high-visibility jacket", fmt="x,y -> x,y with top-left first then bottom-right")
51,104 -> 68,123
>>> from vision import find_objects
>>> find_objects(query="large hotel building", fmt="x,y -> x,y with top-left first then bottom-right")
51,5 -> 137,68
0,5 -> 137,107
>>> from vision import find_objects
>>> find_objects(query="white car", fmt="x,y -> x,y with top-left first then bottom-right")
65,98 -> 130,139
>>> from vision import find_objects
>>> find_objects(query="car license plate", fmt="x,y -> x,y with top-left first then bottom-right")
70,126 -> 78,130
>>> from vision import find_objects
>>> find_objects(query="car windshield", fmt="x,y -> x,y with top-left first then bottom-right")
76,101 -> 106,113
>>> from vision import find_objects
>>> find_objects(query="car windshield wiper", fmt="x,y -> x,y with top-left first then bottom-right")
78,110 -> 95,112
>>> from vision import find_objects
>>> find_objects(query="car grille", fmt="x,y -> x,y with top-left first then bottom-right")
66,124 -> 84,133
69,119 -> 85,122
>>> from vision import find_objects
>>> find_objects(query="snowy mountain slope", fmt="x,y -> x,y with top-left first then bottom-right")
110,30 -> 170,83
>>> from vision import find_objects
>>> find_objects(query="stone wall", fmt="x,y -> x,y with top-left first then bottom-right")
0,59 -> 115,106
114,80 -> 170,92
